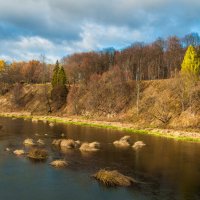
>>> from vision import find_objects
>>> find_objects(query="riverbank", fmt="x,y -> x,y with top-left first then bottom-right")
0,112 -> 200,142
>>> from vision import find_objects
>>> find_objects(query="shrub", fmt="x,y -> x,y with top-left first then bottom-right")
51,85 -> 68,109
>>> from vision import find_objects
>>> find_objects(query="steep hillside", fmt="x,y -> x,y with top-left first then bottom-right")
0,79 -> 199,130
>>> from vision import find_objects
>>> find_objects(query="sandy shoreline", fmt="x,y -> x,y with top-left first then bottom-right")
0,112 -> 200,142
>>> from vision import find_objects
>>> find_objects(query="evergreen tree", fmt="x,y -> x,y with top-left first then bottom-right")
58,66 -> 67,86
51,60 -> 60,87
181,45 -> 200,77
51,61 -> 68,109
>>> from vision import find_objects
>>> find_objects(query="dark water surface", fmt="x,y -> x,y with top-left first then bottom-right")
0,117 -> 200,200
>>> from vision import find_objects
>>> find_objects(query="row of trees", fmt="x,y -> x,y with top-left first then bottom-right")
0,60 -> 53,84
62,33 -> 200,85
0,32 -> 199,86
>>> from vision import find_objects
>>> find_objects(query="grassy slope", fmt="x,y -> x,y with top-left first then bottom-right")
0,80 -> 199,142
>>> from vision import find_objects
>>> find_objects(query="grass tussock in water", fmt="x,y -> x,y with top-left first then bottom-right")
27,148 -> 48,161
50,160 -> 68,168
132,141 -> 146,150
79,142 -> 100,152
93,169 -> 135,187
23,138 -> 35,146
13,149 -> 25,156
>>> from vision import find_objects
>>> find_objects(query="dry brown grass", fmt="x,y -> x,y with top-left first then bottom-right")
113,135 -> 131,148
132,141 -> 146,150
27,148 -> 48,161
50,160 -> 68,168
60,139 -> 76,149
79,142 -> 100,152
93,169 -> 135,187
13,149 -> 25,156
23,138 -> 35,146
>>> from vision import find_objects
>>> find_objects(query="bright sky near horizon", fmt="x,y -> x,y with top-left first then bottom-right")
0,0 -> 199,63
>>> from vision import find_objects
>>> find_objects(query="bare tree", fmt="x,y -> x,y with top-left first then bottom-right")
41,54 -> 52,113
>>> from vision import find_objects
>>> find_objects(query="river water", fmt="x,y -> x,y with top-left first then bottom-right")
0,117 -> 200,200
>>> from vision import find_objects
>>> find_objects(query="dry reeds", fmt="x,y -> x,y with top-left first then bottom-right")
23,138 -> 35,146
27,148 -> 48,161
13,149 -> 25,156
50,160 -> 68,168
113,135 -> 131,147
132,141 -> 146,150
79,142 -> 100,152
93,169 -> 135,187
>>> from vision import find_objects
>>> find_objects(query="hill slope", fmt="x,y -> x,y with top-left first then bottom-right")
0,79 -> 199,129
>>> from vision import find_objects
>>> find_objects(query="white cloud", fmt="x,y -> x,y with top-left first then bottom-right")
0,36 -> 60,63
0,22 -> 154,62
73,22 -> 152,50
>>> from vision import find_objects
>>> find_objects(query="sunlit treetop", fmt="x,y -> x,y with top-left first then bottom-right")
181,45 -> 200,77
0,60 -> 6,71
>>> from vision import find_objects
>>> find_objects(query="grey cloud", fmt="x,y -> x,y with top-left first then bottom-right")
0,0 -> 199,61
0,0 -> 199,40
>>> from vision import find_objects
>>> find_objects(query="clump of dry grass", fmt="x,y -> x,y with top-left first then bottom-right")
89,142 -> 100,149
23,138 -> 35,146
50,160 -> 68,168
49,122 -> 54,127
113,140 -> 130,147
60,139 -> 76,149
120,135 -> 131,142
13,149 -> 25,156
27,148 -> 48,161
132,141 -> 146,150
79,141 -> 100,152
113,135 -> 131,148
93,169 -> 135,187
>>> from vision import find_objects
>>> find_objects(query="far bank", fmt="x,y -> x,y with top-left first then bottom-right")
0,79 -> 199,142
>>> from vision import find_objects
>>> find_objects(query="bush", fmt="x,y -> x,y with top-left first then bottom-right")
51,85 -> 68,109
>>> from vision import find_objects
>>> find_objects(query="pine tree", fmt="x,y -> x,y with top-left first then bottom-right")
51,61 -> 68,109
51,60 -> 60,87
58,66 -> 67,86
181,45 -> 200,77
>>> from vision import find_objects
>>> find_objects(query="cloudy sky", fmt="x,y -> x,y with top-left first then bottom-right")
0,0 -> 199,62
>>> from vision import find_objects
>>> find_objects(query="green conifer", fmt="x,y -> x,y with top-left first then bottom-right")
58,66 -> 67,86
51,60 -> 60,87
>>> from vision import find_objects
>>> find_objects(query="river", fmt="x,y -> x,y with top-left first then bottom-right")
0,117 -> 200,200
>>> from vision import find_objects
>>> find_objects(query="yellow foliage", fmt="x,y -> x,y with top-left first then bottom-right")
0,60 -> 6,71
181,45 -> 200,77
